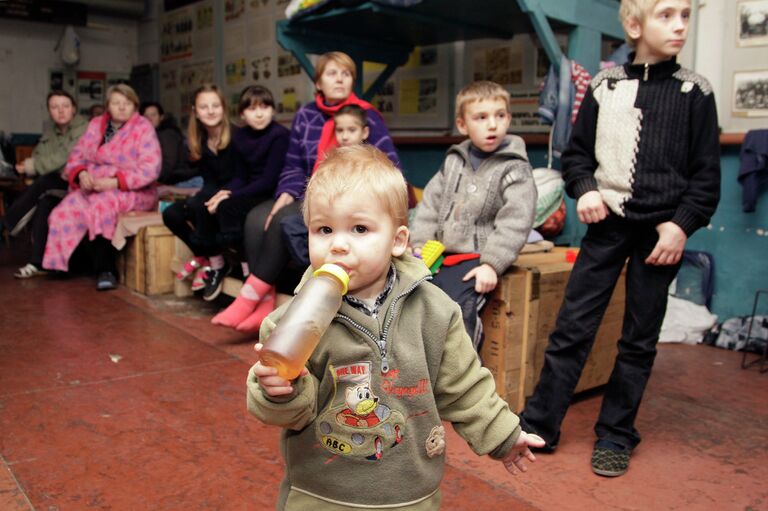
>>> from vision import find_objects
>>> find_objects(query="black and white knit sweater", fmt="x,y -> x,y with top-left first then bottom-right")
562,56 -> 721,237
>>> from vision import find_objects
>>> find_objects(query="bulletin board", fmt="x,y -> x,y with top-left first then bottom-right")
363,45 -> 453,130
159,0 -> 314,127
159,1 -> 215,124
462,34 -> 567,134
221,0 -> 312,123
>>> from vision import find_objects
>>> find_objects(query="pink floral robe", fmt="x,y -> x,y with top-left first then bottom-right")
43,112 -> 161,271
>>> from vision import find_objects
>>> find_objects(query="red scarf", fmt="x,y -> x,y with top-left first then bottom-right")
313,92 -> 376,172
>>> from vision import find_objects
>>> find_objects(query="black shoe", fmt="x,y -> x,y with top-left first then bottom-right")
202,264 -> 230,301
591,440 -> 631,477
96,271 -> 118,291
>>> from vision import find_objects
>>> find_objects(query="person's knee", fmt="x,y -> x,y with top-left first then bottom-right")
245,203 -> 268,229
37,195 -> 62,214
162,203 -> 182,223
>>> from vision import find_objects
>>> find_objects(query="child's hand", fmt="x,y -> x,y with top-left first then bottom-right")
265,192 -> 294,229
576,191 -> 608,224
252,342 -> 308,397
646,221 -> 687,266
502,430 -> 545,475
205,190 -> 231,214
411,246 -> 422,258
463,263 -> 497,294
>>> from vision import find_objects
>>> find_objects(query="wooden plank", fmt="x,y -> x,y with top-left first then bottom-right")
143,225 -> 175,295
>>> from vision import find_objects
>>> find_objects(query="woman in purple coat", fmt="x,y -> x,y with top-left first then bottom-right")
214,51 -> 406,332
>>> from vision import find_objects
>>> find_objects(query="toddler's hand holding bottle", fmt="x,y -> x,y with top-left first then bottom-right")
252,343 -> 309,397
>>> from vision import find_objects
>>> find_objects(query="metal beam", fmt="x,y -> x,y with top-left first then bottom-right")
517,0 -> 563,70
568,25 -> 602,75
276,19 -> 411,99
538,0 -> 624,40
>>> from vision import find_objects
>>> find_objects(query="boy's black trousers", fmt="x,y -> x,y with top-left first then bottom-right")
521,214 -> 681,450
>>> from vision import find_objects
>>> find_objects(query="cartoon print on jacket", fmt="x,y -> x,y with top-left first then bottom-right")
316,362 -> 405,461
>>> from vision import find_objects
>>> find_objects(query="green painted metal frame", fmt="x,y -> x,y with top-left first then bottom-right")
276,0 -> 623,98
276,18 -> 411,100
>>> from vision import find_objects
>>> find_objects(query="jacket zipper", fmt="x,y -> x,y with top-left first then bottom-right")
643,63 -> 649,81
336,277 -> 430,374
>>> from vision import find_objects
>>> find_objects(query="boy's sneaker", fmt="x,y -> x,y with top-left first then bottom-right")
96,271 -> 118,291
202,264 -> 230,301
191,266 -> 210,291
591,440 -> 631,477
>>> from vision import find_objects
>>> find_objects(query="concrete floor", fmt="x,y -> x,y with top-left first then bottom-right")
1,242 -> 767,510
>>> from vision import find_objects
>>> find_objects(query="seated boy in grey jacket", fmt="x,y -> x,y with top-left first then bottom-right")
247,145 -> 544,510
410,81 -> 537,350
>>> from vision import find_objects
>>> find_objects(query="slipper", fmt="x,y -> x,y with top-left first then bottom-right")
14,263 -> 47,279
591,446 -> 631,477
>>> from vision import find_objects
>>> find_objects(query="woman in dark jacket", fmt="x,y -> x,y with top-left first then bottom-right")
140,101 -> 198,185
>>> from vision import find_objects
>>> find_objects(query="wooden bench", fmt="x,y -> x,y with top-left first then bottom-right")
116,213 -> 176,295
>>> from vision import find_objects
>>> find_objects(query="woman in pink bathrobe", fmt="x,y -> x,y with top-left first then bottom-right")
43,84 -> 161,290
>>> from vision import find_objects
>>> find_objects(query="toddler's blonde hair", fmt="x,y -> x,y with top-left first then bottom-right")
303,145 -> 409,228
455,81 -> 511,120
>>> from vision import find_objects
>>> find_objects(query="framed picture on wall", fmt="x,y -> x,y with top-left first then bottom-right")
732,69 -> 768,117
737,0 -> 768,47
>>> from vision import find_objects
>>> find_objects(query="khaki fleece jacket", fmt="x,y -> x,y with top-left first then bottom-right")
410,135 -> 537,275
25,115 -> 88,176
247,254 -> 521,510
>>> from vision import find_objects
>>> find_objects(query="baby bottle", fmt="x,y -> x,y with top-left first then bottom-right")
260,263 -> 349,380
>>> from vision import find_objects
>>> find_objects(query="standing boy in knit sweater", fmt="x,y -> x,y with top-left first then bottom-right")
247,145 -> 544,510
520,0 -> 720,477
410,81 -> 537,351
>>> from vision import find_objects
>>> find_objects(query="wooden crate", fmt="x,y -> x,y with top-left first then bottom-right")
480,247 -> 625,412
119,224 -> 176,295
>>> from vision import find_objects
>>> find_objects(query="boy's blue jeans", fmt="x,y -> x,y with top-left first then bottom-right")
521,214 -> 681,450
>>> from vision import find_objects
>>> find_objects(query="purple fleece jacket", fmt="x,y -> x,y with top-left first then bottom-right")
275,102 -> 401,200
226,121 -> 290,199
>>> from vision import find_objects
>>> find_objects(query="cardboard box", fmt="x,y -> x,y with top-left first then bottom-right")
119,224 -> 176,295
480,247 -> 625,411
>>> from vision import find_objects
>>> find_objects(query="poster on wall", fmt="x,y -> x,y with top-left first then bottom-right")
737,0 -> 768,47
225,0 -> 246,20
161,7 -> 193,62
76,71 -> 106,117
509,90 -> 545,132
363,45 -> 452,130
193,2 -> 214,51
466,37 -> 549,133
472,45 -> 523,85
733,69 -> 768,117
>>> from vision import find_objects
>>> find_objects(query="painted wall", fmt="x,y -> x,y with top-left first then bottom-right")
686,147 -> 768,320
0,16 -> 139,134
